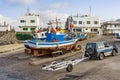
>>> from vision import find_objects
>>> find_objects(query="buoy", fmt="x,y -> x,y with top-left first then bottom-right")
36,29 -> 41,33
70,23 -> 74,29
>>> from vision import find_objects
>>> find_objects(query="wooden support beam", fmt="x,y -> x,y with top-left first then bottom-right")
33,49 -> 39,56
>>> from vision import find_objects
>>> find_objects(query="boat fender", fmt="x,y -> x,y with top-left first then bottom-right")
75,44 -> 81,51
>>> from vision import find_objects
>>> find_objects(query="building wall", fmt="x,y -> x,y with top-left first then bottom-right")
0,26 -> 11,32
106,24 -> 120,30
17,15 -> 40,32
102,23 -> 120,35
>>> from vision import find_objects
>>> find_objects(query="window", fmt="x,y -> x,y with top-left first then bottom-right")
91,29 -> 93,32
73,21 -> 77,24
30,28 -> 35,30
98,43 -> 101,49
98,43 -> 104,49
23,28 -> 28,31
76,29 -> 82,32
104,42 -> 109,47
86,43 -> 95,50
94,29 -> 98,32
87,21 -> 90,24
20,20 -> 26,23
94,21 -> 98,24
79,21 -> 82,24
30,20 -> 35,23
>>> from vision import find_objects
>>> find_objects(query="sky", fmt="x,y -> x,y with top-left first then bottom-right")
0,0 -> 120,27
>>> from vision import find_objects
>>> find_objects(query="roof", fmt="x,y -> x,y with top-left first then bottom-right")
102,21 -> 120,25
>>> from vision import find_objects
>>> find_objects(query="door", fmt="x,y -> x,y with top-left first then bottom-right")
103,42 -> 112,56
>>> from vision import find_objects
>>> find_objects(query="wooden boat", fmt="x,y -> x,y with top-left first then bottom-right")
24,32 -> 80,57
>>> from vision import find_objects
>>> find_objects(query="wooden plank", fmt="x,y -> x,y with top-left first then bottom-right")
33,49 -> 39,56
24,49 -> 31,54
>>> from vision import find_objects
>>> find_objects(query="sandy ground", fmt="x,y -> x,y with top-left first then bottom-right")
0,43 -> 24,53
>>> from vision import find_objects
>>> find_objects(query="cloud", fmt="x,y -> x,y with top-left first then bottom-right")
49,3 -> 69,9
5,0 -> 35,5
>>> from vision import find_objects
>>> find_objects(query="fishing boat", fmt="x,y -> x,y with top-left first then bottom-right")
24,31 -> 80,57
24,19 -> 85,57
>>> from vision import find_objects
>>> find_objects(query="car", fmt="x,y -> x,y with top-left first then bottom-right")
84,41 -> 118,60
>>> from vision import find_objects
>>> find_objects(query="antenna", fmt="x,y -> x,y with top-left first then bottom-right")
77,13 -> 79,17
27,7 -> 30,15
89,6 -> 91,16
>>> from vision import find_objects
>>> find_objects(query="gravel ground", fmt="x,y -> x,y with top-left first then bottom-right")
0,31 -> 18,45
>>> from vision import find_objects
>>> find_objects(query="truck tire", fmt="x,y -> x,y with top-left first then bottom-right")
88,48 -> 94,54
98,53 -> 104,60
66,64 -> 73,72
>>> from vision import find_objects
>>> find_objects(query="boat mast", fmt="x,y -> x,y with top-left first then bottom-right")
56,16 -> 58,27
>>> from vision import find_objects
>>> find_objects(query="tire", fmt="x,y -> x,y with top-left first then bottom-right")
66,64 -> 73,72
61,48 -> 67,55
88,48 -> 94,54
111,50 -> 116,56
98,53 -> 104,60
74,44 -> 81,51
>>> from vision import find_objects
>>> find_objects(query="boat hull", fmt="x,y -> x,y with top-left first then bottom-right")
24,39 -> 78,56
24,39 -> 78,50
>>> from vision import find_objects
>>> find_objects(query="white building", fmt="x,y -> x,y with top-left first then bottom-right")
16,13 -> 40,32
102,21 -> 120,35
67,15 -> 101,34
0,22 -> 11,32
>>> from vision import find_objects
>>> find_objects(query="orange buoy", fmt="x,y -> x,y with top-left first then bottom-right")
36,29 -> 41,33
70,23 -> 74,29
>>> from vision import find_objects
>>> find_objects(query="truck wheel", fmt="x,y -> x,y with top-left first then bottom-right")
88,48 -> 94,54
98,53 -> 104,60
66,64 -> 73,72
111,50 -> 116,56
